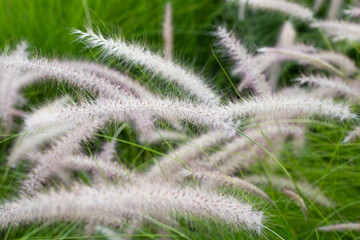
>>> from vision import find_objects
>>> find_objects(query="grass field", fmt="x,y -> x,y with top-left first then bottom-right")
0,0 -> 360,239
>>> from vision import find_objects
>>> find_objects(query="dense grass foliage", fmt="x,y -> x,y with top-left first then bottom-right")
0,0 -> 360,239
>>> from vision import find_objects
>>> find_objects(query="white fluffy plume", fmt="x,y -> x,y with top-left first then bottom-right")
0,184 -> 263,232
73,28 -> 219,105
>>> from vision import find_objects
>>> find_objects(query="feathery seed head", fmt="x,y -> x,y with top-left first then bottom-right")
73,28 -> 220,105
247,175 -> 333,207
295,75 -> 360,103
227,93 -> 355,121
25,97 -> 234,135
327,0 -> 343,19
163,2 -> 173,60
343,126 -> 360,142
344,7 -> 360,18
258,47 -> 344,77
181,169 -> 274,205
317,223 -> 360,232
215,26 -> 271,96
277,21 -> 296,47
0,184 -> 264,233
230,0 -> 313,21
311,20 -> 360,42
0,56 -> 126,99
